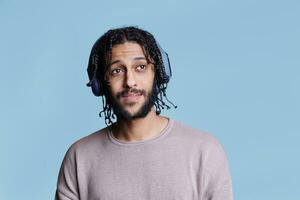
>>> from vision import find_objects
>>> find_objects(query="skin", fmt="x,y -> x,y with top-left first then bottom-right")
106,42 -> 169,142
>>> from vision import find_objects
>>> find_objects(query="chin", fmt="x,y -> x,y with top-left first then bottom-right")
115,102 -> 153,121
110,89 -> 155,121
124,107 -> 148,118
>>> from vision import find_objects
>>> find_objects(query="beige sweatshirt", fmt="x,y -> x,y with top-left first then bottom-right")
55,118 -> 233,200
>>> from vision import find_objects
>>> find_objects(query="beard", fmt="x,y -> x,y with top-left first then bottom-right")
107,82 -> 158,121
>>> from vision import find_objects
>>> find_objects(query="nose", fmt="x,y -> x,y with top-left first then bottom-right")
124,69 -> 137,89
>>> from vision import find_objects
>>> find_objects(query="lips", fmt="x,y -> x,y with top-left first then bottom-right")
122,92 -> 140,97
121,92 -> 142,103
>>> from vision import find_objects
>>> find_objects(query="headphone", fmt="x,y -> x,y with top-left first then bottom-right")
86,40 -> 172,97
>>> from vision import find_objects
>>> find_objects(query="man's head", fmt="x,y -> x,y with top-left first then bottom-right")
87,26 -> 176,125
106,42 -> 157,122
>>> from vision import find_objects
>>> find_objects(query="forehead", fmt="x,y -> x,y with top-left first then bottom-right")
110,42 -> 146,61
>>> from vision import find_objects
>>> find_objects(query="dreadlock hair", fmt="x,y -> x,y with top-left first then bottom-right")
90,25 -> 177,126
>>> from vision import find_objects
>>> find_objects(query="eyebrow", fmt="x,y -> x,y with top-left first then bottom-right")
110,57 -> 147,66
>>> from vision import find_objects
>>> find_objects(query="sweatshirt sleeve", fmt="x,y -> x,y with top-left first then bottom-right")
55,144 -> 80,200
202,135 -> 234,200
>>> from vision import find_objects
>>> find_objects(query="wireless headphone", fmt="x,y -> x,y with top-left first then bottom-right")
86,40 -> 172,97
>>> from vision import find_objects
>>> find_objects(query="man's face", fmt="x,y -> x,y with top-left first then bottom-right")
106,42 -> 156,120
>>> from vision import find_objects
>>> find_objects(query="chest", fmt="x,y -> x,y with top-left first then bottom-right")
79,145 -> 202,200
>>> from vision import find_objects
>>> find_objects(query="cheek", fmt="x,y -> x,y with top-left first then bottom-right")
146,74 -> 155,89
139,71 -> 155,86
109,80 -> 123,91
108,84 -> 120,97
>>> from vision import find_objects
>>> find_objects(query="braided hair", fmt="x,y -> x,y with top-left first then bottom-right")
89,26 -> 177,126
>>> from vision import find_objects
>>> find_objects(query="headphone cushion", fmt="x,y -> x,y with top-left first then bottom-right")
91,77 -> 102,96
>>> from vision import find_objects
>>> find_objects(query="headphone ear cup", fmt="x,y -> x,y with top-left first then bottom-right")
90,76 -> 102,96
156,43 -> 172,84
86,48 -> 104,96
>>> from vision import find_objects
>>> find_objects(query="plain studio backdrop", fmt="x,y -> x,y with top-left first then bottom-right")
0,0 -> 299,199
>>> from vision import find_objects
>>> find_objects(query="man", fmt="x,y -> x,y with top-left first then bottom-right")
55,26 -> 233,200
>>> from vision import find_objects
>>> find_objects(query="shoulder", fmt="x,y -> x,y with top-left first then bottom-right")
63,126 -> 110,158
171,119 -> 223,149
171,119 -> 230,169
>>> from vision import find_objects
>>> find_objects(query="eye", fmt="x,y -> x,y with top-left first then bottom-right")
136,64 -> 146,71
111,68 -> 124,75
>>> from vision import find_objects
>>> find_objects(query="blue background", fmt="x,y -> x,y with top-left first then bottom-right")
1,0 -> 299,199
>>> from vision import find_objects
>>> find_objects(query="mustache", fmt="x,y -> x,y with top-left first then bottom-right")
116,88 -> 146,99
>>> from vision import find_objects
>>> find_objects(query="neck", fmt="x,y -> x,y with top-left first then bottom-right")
112,108 -> 169,142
